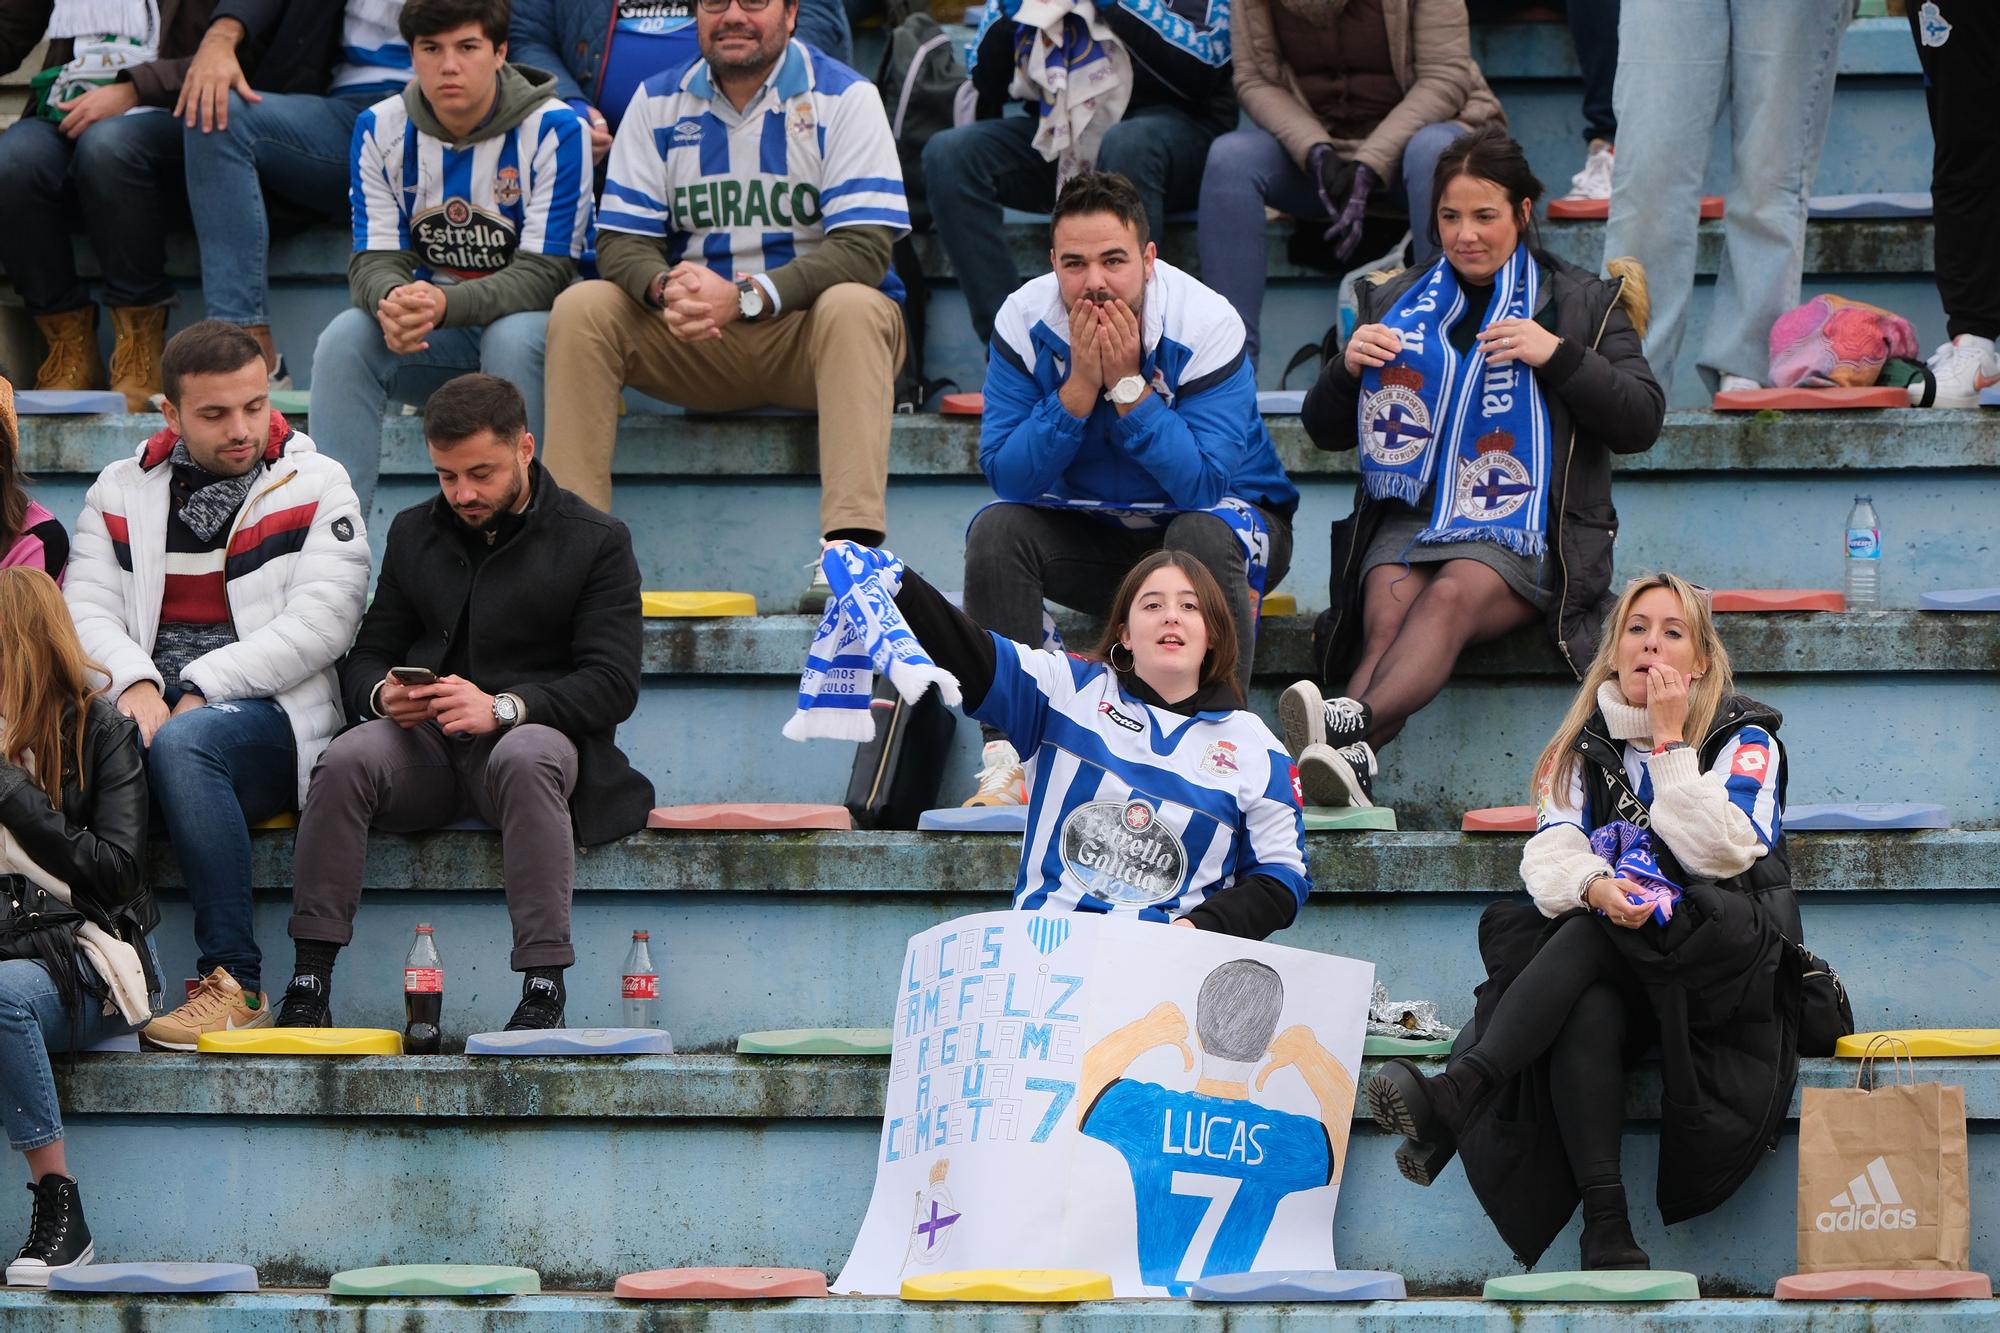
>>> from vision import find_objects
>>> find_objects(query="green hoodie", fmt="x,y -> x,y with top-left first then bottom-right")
348,63 -> 581,331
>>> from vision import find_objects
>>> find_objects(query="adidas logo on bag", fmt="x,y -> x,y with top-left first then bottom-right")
1814,1156 -> 1920,1232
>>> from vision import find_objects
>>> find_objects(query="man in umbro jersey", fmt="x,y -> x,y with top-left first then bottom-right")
539,0 -> 909,607
1079,959 -> 1354,1294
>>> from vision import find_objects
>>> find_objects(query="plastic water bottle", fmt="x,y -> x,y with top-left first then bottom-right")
1845,496 -> 1881,610
622,931 -> 659,1029
403,924 -> 443,1055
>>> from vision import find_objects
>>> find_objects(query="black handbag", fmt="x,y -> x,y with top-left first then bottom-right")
0,873 -> 93,1022
844,679 -> 957,830
1795,941 -> 1856,1057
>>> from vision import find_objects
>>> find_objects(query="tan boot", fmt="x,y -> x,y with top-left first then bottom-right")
32,307 -> 106,393
109,305 -> 169,412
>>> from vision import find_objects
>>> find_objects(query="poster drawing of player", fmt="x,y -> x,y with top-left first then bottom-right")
1076,959 -> 1356,1293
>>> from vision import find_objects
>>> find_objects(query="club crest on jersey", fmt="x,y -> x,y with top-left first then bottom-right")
1361,365 -> 1432,467
493,166 -> 521,208
1201,741 -> 1239,777
1060,799 -> 1187,906
1097,700 -> 1142,733
789,96 -> 816,137
1454,430 -> 1534,522
411,198 -> 519,276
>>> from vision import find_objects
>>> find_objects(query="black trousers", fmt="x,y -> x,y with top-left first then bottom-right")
1911,1 -> 2000,339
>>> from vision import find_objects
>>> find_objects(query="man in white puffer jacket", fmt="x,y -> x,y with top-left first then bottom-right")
64,321 -> 369,1049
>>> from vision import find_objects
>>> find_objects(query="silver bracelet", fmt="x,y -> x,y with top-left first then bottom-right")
1578,868 -> 1610,908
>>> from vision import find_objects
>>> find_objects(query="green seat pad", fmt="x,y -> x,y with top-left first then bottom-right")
1364,1034 -> 1455,1058
268,389 -> 311,417
1484,1270 -> 1699,1302
738,1027 -> 892,1055
328,1264 -> 540,1297
1302,806 -> 1397,832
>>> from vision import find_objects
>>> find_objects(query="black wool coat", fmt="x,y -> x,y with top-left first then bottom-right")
339,463 -> 654,846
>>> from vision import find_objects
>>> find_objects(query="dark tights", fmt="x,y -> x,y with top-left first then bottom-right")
1462,915 -> 1636,1189
1345,560 -> 1539,746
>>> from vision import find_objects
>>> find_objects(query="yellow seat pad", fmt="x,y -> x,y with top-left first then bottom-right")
1259,592 -> 1298,617
1835,1029 -> 2000,1058
901,1270 -> 1113,1302
641,591 -> 757,617
198,1027 -> 402,1055
251,812 -> 297,830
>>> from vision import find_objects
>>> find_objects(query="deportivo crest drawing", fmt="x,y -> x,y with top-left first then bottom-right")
1060,799 -> 1188,906
1361,365 -> 1432,467
1453,429 -> 1534,522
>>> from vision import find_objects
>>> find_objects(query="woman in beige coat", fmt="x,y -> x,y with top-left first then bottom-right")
1196,0 -> 1505,364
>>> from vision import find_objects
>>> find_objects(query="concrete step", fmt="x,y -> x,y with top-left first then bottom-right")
30,1054 -> 2000,1293
138,828 -> 2000,1041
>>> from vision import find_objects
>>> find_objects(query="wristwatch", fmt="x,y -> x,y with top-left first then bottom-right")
1105,374 -> 1146,405
736,277 -> 766,321
645,271 -> 672,310
491,693 -> 521,729
1651,739 -> 1690,756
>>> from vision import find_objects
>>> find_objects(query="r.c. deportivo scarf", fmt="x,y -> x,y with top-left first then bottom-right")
785,544 -> 962,743
1355,242 -> 1553,557
1589,819 -> 1682,925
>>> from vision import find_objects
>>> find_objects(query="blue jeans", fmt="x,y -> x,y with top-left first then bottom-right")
0,111 -> 183,315
1602,0 -> 1850,395
0,949 -> 156,1151
310,305 -> 550,522
149,692 -> 296,996
182,91 -> 373,327
1197,120 -> 1463,365
922,106 -> 1218,343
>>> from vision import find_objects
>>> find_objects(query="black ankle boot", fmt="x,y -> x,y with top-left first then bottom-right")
1364,1058 -> 1490,1186
6,1175 -> 93,1286
1579,1184 -> 1651,1271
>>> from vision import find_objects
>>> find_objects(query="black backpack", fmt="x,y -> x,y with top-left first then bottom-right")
875,0 -> 969,409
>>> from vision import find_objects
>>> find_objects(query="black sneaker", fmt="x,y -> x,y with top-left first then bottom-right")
6,1175 -> 93,1287
1298,740 -> 1376,808
504,976 -> 566,1031
275,974 -> 332,1028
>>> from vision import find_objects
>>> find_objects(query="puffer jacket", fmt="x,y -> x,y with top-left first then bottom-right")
64,414 -> 370,804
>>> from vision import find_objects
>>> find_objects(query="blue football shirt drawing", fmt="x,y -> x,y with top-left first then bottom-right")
1080,1078 -> 1333,1293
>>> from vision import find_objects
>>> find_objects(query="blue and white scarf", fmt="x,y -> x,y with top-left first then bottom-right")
1589,819 -> 1682,925
785,545 -> 962,743
1355,242 -> 1553,557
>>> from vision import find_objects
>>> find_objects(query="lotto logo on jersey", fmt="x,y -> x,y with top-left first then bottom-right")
1732,744 -> 1769,779
1288,764 -> 1304,809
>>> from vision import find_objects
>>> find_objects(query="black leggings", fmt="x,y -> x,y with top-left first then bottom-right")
1465,915 -> 1638,1189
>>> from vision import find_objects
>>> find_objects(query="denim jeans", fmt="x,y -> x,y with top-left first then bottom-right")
1602,0 -> 1850,395
310,305 -> 550,522
1197,120 -> 1463,365
149,691 -> 296,996
0,111 -> 183,315
182,91 -> 374,327
0,947 -> 158,1151
922,106 -> 1218,343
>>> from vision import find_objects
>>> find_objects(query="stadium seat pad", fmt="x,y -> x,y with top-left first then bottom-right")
1786,802 -> 1950,831
1548,196 -> 1721,221
328,1264 -> 540,1296
1709,589 -> 1846,613
1256,390 -> 1306,415
641,591 -> 758,617
1776,1269 -> 1992,1300
12,390 -> 129,414
1806,192 -> 1932,219
1302,806 -> 1397,832
1712,386 -> 1908,411
917,807 -> 1029,833
198,1027 -> 402,1055
465,1027 -> 674,1056
1192,1269 -> 1407,1301
49,1262 -> 259,1294
1364,1035 -> 1455,1058
738,1027 -> 893,1055
616,1266 -> 828,1299
1835,1029 -> 2000,1058
1483,1270 -> 1700,1301
1461,805 -> 1535,832
1920,587 -> 2000,611
647,803 -> 853,830
939,393 -> 984,416
1260,592 -> 1298,616
901,1269 -> 1114,1301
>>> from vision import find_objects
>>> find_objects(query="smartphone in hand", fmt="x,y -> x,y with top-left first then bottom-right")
389,666 -> 437,687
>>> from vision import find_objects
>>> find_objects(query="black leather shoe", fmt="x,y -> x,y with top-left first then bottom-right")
1580,1184 -> 1651,1270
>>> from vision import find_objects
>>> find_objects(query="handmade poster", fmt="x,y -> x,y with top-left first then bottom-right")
833,911 -> 1373,1296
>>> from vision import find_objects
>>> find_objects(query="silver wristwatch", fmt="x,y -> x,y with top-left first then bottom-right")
491,692 -> 521,728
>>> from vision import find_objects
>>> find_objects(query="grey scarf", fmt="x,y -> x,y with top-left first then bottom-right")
170,441 -> 259,542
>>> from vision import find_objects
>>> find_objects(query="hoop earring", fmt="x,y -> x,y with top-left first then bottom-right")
1109,643 -> 1135,673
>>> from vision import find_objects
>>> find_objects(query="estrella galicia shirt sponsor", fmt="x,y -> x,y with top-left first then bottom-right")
350,90 -> 592,282
973,639 -> 1308,921
596,0 -> 700,132
596,40 -> 910,300
1082,1079 -> 1332,1294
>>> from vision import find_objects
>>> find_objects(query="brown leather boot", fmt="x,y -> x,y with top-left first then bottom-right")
109,305 -> 169,412
32,308 -> 106,392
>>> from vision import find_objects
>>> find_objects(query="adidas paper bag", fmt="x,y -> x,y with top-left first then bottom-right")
1796,1041 -> 1969,1273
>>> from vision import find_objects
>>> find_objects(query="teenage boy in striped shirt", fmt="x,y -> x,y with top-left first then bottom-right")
540,0 -> 908,607
309,0 -> 593,522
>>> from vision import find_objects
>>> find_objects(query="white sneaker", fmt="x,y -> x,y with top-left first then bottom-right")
1718,373 -> 1761,395
800,562 -> 834,614
964,739 -> 1027,807
1563,138 -> 1614,202
1925,334 -> 2000,408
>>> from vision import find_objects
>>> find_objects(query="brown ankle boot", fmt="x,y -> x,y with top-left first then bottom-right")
32,308 -> 106,393
109,306 -> 169,412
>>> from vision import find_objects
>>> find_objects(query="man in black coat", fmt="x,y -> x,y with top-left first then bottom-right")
276,373 -> 652,1032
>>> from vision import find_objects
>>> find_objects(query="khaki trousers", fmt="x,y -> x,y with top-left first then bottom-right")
541,278 -> 904,535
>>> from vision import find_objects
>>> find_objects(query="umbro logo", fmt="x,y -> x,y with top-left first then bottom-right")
671,117 -> 703,145
1814,1156 -> 1920,1232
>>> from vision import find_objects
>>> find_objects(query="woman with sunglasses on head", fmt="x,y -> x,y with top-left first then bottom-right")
1364,572 -> 1807,1274
0,567 -> 158,1286
1282,125 -> 1664,808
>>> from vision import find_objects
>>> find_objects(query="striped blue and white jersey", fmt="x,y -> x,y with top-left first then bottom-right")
974,639 -> 1309,922
330,3 -> 413,99
351,90 -> 592,282
1538,725 -> 1784,849
596,40 -> 910,292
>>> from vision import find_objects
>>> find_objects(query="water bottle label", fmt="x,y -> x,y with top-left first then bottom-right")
623,974 -> 658,1000
404,967 -> 443,994
1846,528 -> 1880,559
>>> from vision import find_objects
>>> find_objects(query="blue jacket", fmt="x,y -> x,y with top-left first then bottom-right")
509,0 -> 854,106
981,260 -> 1298,518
